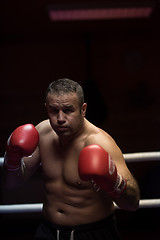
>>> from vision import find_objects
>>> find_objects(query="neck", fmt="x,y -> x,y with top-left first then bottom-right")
59,118 -> 86,146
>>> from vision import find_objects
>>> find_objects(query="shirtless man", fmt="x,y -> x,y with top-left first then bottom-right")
3,78 -> 140,240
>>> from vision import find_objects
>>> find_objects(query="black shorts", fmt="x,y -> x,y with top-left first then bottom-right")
34,214 -> 121,240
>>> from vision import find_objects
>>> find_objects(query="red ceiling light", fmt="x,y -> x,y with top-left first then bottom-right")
48,6 -> 153,21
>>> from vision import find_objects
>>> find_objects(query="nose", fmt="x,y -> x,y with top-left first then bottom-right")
57,110 -> 65,124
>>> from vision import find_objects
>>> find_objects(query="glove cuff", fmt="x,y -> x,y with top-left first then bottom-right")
109,173 -> 127,198
4,152 -> 21,171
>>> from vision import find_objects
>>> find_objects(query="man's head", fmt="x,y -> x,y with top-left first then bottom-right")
45,78 -> 84,109
45,78 -> 87,139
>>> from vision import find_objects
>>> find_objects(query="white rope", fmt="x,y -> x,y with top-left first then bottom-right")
123,151 -> 160,162
0,199 -> 159,214
114,199 -> 160,209
0,157 -> 5,166
0,203 -> 43,214
1,151 -> 160,167
139,199 -> 160,208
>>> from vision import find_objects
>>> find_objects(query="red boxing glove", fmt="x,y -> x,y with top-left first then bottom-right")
78,144 -> 127,198
4,124 -> 39,170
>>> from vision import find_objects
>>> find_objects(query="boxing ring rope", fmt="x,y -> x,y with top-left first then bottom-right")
0,199 -> 160,214
1,151 -> 160,166
0,151 -> 160,213
123,151 -> 160,162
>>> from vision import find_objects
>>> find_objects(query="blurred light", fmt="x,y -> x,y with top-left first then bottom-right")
48,7 -> 153,21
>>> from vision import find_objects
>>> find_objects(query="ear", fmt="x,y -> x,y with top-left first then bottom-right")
81,103 -> 87,117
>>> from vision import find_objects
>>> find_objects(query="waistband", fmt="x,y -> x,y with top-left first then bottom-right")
44,214 -> 115,233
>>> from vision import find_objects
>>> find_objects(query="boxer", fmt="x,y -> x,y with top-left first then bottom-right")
3,78 -> 140,240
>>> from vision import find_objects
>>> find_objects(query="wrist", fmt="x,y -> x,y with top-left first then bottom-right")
109,173 -> 127,198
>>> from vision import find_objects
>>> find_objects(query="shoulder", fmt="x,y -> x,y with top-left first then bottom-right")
84,121 -> 122,157
86,128 -> 115,150
36,119 -> 54,136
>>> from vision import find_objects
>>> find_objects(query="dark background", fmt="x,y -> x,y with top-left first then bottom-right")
1,0 -> 160,239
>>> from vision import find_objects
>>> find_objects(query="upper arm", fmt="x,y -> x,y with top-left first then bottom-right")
22,145 -> 41,180
22,120 -> 50,179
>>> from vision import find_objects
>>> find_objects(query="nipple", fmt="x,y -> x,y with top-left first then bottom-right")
76,181 -> 81,185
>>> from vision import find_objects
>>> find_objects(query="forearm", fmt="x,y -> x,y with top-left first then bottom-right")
114,176 -> 140,211
3,159 -> 26,188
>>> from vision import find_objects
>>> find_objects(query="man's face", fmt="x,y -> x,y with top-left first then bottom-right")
45,92 -> 86,138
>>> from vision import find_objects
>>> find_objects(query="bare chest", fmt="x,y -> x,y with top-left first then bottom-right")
40,140 -> 90,189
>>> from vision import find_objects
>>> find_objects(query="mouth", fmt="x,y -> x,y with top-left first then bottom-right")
57,126 -> 68,132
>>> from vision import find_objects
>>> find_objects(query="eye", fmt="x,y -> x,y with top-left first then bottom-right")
63,107 -> 75,114
49,106 -> 59,114
63,108 -> 72,114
